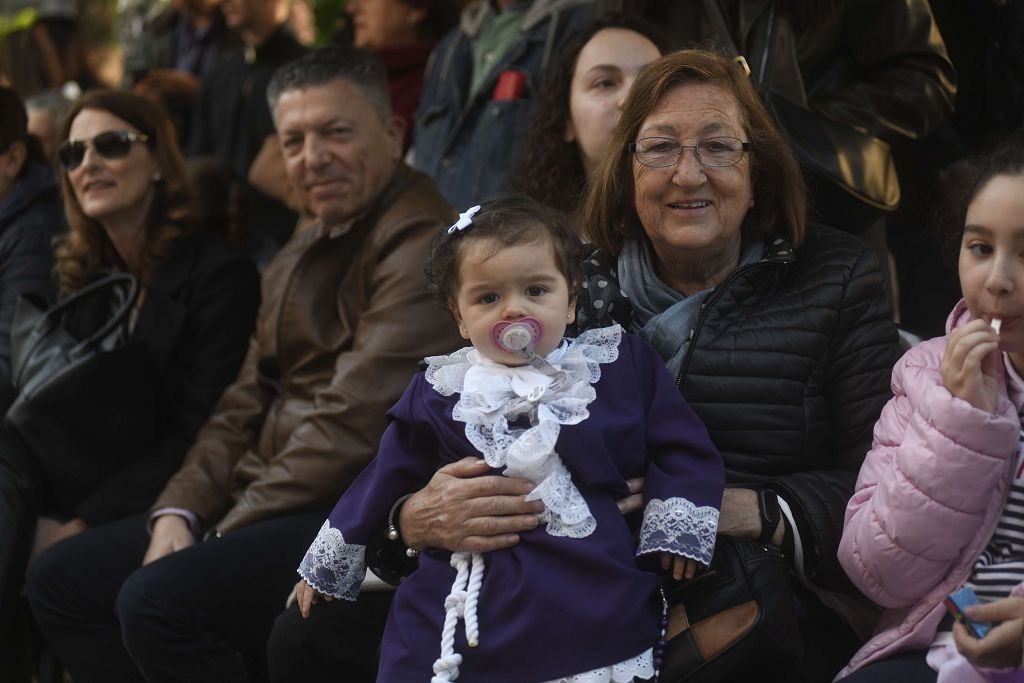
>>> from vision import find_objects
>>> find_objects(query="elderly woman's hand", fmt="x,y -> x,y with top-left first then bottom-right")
399,461 -> 648,553
295,579 -> 333,619
399,458 -> 544,553
953,597 -> 1024,669
718,488 -> 784,545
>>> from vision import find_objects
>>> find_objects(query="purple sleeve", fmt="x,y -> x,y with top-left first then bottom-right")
630,336 -> 725,565
297,374 -> 443,599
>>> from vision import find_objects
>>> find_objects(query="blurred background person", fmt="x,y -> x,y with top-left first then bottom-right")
0,86 -> 62,388
186,0 -> 305,266
187,157 -> 247,249
345,0 -> 459,153
24,88 -> 74,165
411,0 -> 592,209
124,0 -> 236,148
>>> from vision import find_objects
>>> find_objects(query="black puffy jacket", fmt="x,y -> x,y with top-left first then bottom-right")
575,223 -> 899,590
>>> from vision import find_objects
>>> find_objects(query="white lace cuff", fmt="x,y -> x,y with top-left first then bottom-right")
297,520 -> 367,601
637,497 -> 719,566
540,647 -> 654,682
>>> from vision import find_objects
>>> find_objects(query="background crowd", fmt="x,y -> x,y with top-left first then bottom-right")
0,0 -> 1022,682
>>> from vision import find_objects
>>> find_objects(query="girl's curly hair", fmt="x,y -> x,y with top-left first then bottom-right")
510,13 -> 666,218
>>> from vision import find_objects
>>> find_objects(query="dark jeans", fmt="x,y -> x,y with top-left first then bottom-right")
0,426 -> 43,682
267,589 -> 394,682
26,510 -> 327,683
838,650 -> 937,683
782,583 -> 865,683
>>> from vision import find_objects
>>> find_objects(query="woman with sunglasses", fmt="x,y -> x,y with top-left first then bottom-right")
0,90 -> 260,680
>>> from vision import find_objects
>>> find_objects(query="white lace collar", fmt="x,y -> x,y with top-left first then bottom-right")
425,325 -> 621,399
461,343 -> 568,398
425,325 -> 622,539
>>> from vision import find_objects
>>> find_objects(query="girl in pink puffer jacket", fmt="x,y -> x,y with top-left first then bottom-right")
837,135 -> 1024,683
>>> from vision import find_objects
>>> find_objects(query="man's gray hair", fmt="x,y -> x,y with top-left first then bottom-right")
267,46 -> 392,121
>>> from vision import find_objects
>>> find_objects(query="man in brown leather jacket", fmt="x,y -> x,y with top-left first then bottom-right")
26,46 -> 463,682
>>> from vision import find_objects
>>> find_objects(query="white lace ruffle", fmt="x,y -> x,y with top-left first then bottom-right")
297,520 -> 367,601
541,648 -> 654,683
637,497 -> 719,566
425,325 -> 622,539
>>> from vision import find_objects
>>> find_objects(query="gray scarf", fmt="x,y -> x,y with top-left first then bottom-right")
617,238 -> 762,379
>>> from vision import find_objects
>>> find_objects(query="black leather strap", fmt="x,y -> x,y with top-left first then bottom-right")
757,489 -> 781,545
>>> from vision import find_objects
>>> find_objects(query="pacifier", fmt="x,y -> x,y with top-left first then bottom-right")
491,317 -> 543,353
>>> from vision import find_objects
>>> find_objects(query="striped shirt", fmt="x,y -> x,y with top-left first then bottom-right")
966,424 -> 1024,602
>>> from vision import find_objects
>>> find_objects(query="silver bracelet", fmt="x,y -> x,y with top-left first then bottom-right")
387,493 -> 419,558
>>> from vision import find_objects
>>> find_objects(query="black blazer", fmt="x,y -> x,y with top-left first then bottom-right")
74,231 -> 260,524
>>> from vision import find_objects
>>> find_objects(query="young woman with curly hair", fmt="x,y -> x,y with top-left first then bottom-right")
511,13 -> 664,231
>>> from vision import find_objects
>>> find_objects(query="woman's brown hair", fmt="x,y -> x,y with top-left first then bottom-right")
584,49 -> 807,255
54,90 -> 194,293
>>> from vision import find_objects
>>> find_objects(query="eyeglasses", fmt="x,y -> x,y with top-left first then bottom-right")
630,136 -> 751,168
57,130 -> 150,171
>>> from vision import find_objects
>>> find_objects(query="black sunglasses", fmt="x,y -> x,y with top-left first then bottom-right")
57,130 -> 150,171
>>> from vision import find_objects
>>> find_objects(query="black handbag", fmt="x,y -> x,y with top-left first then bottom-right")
660,535 -> 803,683
6,272 -> 157,511
701,0 -> 901,230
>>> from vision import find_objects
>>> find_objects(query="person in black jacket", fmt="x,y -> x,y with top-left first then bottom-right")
186,0 -> 306,266
383,50 -> 900,682
0,86 -> 62,386
0,90 -> 259,680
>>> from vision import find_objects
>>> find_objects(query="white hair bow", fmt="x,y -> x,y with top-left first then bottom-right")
447,205 -> 481,234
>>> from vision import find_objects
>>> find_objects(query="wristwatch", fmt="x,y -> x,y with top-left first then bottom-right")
756,489 -> 781,545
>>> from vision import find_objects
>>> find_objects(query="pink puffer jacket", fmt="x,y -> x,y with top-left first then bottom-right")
837,300 -> 1024,679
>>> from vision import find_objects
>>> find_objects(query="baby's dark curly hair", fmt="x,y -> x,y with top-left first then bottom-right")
425,193 -> 586,313
931,130 -> 1024,272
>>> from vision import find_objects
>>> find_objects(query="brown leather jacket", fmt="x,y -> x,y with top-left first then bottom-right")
599,0 -> 957,140
152,165 -> 461,534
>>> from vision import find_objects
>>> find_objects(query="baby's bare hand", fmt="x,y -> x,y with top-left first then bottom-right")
296,579 -> 333,619
660,553 -> 702,580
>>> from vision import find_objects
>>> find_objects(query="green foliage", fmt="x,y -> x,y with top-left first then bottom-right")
312,0 -> 347,44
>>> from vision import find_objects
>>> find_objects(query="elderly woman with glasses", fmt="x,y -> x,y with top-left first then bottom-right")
381,50 -> 900,681
0,90 -> 259,677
